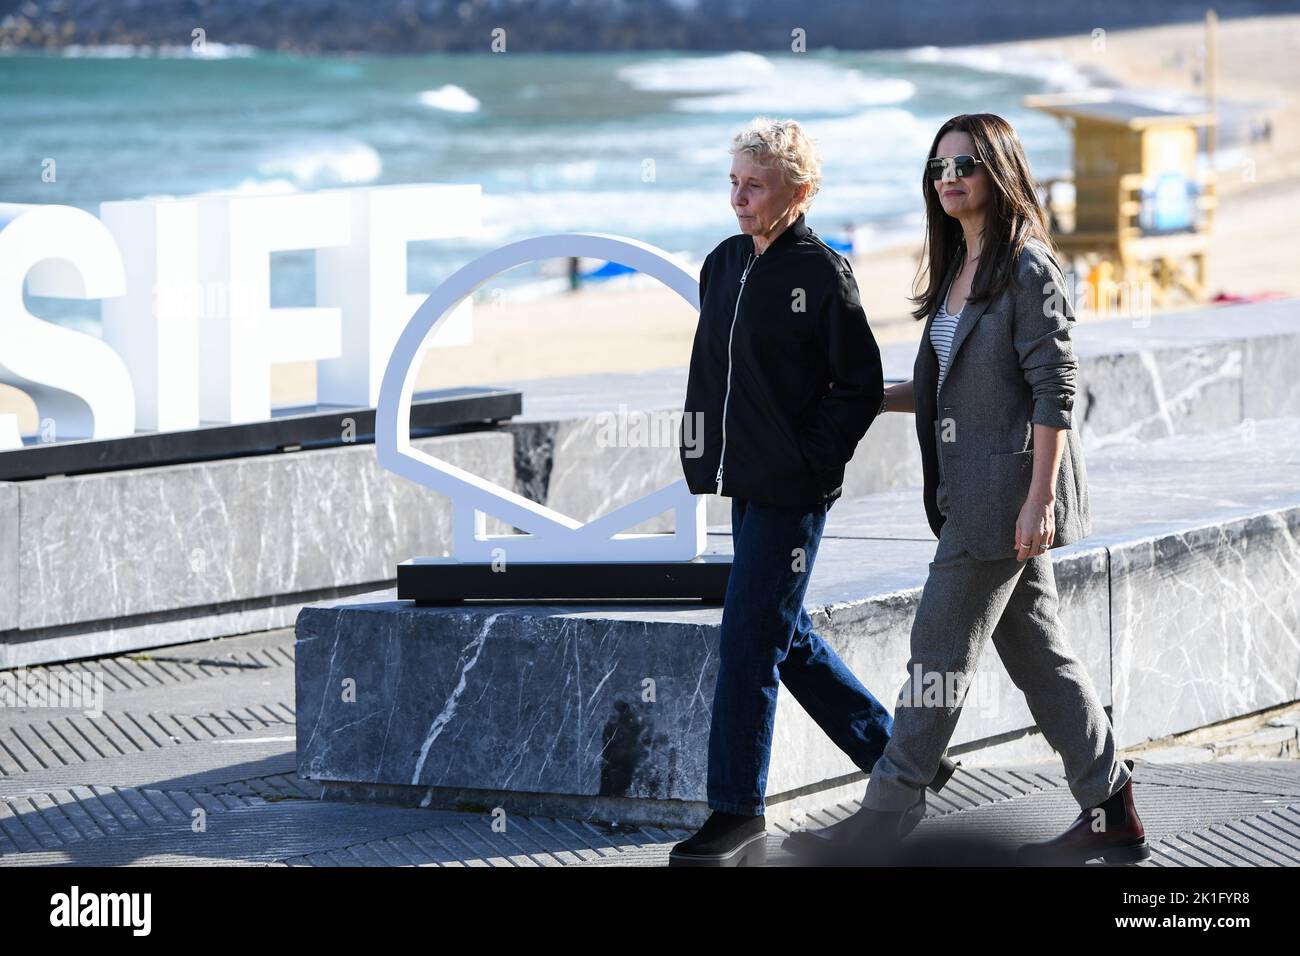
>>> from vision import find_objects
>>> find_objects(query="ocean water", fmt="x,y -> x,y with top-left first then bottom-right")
0,46 -> 1082,330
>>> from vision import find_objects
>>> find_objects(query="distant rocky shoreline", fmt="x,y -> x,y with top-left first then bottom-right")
3,0 -> 1299,55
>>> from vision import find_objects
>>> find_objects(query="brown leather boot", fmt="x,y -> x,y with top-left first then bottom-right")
1018,759 -> 1150,866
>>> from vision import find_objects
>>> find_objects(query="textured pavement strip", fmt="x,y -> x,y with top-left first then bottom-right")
0,801 -> 516,866
1,627 -> 1299,866
1136,760 -> 1300,797
0,706 -> 297,777
33,630 -> 296,695
0,729 -> 299,797
1147,807 -> 1300,866
0,765 -> 320,854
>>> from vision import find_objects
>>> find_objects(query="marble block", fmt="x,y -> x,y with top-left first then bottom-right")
14,431 -> 514,631
1110,506 -> 1300,746
0,483 -> 16,631
1244,333 -> 1300,420
1086,417 -> 1300,744
0,584 -> 361,670
296,530 -> 1112,827
1076,342 -> 1243,452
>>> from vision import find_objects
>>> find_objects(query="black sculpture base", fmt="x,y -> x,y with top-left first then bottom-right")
397,554 -> 733,603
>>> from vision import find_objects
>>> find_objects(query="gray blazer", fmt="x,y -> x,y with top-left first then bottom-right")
913,237 -> 1091,560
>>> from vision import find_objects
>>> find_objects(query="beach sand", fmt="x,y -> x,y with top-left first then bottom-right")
5,13 -> 1298,431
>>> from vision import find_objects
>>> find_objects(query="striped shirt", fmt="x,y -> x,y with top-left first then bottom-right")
930,280 -> 963,394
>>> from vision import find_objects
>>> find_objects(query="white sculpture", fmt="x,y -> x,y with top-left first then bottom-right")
375,233 -> 708,563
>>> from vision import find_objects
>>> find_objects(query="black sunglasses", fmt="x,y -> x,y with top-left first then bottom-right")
926,155 -> 985,180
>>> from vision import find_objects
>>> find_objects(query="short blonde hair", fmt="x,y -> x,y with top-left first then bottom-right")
729,117 -> 822,210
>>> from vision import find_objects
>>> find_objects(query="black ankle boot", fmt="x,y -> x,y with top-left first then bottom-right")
929,755 -> 961,793
669,811 -> 767,867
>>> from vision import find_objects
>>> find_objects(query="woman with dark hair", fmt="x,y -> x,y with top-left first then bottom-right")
783,113 -> 1148,866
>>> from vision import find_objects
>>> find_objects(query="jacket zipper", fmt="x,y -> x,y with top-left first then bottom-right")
716,250 -> 757,494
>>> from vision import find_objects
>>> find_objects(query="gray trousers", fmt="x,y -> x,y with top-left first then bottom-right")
861,434 -> 1131,812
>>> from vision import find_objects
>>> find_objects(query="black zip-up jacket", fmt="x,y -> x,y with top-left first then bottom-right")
678,212 -> 885,507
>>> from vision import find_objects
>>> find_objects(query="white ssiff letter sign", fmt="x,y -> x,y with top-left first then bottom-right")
0,185 -> 708,564
376,233 -> 708,564
0,183 -> 477,444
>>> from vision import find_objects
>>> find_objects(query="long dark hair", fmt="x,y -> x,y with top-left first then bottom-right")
911,113 -> 1056,321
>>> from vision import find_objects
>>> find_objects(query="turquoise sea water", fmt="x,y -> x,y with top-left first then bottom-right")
1,47 -> 1077,328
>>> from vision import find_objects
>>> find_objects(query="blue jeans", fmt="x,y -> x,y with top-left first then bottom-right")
706,496 -> 895,815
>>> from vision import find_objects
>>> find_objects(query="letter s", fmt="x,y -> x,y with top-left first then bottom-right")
0,204 -> 135,446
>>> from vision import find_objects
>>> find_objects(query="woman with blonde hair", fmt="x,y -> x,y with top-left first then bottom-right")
670,117 -> 956,867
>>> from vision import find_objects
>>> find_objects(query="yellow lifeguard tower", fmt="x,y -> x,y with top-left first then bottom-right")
1023,91 -> 1217,309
